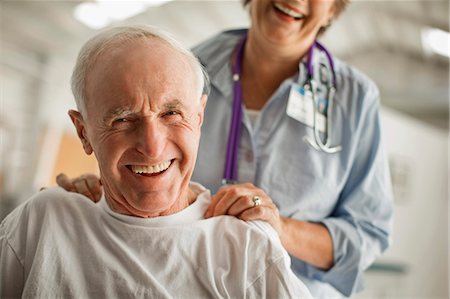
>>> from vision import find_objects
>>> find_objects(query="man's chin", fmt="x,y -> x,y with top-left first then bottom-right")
123,191 -> 181,218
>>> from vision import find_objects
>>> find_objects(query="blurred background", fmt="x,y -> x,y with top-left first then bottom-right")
0,0 -> 448,297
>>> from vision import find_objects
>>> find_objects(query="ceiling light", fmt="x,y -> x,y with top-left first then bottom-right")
74,0 -> 173,30
421,27 -> 450,58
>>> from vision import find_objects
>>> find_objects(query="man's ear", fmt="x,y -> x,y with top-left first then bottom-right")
68,110 -> 93,155
197,94 -> 208,128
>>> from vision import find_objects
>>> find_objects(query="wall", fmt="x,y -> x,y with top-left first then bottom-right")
0,40 -> 79,218
49,130 -> 99,187
355,108 -> 449,298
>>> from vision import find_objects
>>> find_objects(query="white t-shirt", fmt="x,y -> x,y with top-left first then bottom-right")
0,183 -> 311,298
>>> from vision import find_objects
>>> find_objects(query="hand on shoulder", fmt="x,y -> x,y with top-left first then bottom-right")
55,173 -> 103,202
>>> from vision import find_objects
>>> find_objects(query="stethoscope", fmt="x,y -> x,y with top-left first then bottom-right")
222,36 -> 341,185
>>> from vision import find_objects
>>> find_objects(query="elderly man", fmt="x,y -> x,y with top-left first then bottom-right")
0,26 -> 311,298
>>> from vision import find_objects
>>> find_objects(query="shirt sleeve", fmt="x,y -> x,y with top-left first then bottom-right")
247,255 -> 313,298
0,222 -> 25,298
308,83 -> 394,296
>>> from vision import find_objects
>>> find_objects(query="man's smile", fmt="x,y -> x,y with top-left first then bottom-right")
128,159 -> 174,176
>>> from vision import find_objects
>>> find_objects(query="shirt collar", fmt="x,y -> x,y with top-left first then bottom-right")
99,182 -> 210,227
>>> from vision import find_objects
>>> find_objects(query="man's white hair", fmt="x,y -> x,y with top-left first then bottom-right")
71,25 -> 209,115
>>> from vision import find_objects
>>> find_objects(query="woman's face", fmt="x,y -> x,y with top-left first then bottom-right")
249,0 -> 336,48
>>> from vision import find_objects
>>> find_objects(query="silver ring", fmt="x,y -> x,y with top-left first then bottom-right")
252,196 -> 262,207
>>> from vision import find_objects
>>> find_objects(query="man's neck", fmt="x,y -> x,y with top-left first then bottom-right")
105,185 -> 198,218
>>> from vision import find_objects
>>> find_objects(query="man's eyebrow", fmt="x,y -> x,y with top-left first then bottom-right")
102,100 -> 187,122
103,106 -> 133,122
163,99 -> 186,110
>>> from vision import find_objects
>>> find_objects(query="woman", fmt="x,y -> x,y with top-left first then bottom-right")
58,0 -> 393,297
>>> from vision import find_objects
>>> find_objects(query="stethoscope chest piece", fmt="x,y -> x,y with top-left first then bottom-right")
300,41 -> 342,154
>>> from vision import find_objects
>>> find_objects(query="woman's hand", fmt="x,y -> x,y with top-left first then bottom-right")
204,183 -> 285,236
56,173 -> 103,203
204,183 -> 334,269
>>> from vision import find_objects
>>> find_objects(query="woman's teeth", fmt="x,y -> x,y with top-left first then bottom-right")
131,160 -> 171,174
273,3 -> 305,19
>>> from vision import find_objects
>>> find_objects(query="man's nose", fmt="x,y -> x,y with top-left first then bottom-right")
135,118 -> 166,159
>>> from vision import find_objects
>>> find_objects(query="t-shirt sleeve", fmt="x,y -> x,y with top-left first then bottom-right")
246,255 -> 312,298
0,187 -> 62,297
0,222 -> 25,298
245,220 -> 313,298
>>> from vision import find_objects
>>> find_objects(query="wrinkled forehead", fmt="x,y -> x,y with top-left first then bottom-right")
91,38 -> 193,81
84,38 -> 198,109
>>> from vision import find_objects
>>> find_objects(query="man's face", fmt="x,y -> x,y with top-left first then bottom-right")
71,39 -> 206,217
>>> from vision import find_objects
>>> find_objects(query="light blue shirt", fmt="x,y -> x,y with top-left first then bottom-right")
192,29 -> 394,297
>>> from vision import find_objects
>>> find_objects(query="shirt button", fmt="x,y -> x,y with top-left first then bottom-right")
245,150 -> 254,163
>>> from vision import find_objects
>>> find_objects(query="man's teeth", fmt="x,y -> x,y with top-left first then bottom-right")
274,3 -> 304,19
132,160 -> 171,174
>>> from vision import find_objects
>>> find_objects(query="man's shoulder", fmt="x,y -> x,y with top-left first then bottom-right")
1,187 -> 96,235
241,219 -> 286,259
203,215 -> 286,261
194,216 -> 293,291
246,219 -> 281,244
0,187 -> 97,264
19,187 -> 93,215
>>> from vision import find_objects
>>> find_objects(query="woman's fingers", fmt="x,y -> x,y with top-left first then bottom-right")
56,173 -> 76,192
239,201 -> 283,235
56,173 -> 102,203
227,195 -> 259,216
205,184 -> 251,217
205,183 -> 283,235
73,177 -> 96,202
85,174 -> 103,202
212,190 -> 251,217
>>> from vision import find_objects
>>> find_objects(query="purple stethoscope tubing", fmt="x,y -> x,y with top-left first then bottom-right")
223,37 -> 246,184
223,36 -> 337,183
307,40 -> 337,87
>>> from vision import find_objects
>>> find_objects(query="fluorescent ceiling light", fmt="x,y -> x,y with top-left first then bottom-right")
421,27 -> 450,58
74,0 -> 172,30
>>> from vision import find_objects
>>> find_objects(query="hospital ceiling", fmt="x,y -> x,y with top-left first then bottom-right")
1,0 -> 449,129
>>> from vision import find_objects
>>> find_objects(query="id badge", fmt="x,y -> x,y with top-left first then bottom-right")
286,83 -> 326,132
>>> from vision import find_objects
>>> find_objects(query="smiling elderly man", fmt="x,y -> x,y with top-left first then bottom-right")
0,26 -> 311,298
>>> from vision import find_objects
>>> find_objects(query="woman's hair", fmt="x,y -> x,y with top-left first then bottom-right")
71,25 -> 209,116
242,0 -> 351,18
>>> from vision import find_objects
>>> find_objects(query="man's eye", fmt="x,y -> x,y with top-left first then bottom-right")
112,117 -> 133,126
164,111 -> 181,117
